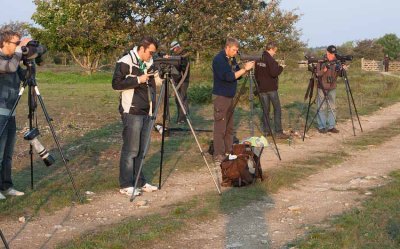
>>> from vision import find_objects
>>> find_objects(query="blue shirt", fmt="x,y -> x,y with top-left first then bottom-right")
212,50 -> 240,97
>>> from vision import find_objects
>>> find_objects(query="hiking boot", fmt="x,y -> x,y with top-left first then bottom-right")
119,187 -> 141,196
318,128 -> 327,134
2,188 -> 24,196
142,183 -> 158,193
275,132 -> 290,139
327,127 -> 339,133
0,192 -> 6,200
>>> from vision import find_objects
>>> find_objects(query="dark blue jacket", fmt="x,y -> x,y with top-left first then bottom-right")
212,50 -> 240,97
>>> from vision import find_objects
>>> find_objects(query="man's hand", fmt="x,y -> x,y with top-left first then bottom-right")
244,61 -> 255,71
138,74 -> 152,84
342,64 -> 349,70
19,38 -> 32,47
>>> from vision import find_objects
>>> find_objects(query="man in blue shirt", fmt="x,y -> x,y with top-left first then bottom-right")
212,38 -> 254,163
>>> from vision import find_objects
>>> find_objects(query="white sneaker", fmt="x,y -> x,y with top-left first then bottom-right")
119,187 -> 141,196
3,188 -> 24,196
0,192 -> 6,200
142,183 -> 158,193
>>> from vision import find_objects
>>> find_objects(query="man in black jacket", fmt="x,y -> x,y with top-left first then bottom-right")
255,42 -> 289,139
0,30 -> 30,199
112,36 -> 159,197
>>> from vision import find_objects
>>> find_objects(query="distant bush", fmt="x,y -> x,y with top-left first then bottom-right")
188,84 -> 213,104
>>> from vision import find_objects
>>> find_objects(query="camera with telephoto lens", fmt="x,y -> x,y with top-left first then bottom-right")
239,53 -> 262,62
335,54 -> 353,62
24,128 -> 55,167
21,40 -> 47,65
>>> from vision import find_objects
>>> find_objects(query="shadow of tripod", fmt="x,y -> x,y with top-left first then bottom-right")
302,59 -> 363,140
130,62 -> 221,202
0,58 -> 82,202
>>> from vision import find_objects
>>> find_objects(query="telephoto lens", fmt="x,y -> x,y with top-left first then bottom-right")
24,128 -> 55,166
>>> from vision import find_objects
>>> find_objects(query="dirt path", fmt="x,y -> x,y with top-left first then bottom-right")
1,102 -> 400,249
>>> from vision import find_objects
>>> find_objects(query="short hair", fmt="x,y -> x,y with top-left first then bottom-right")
265,41 -> 278,51
0,30 -> 21,48
138,36 -> 158,50
225,37 -> 239,48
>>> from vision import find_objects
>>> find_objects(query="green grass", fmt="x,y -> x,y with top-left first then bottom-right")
288,170 -> 400,249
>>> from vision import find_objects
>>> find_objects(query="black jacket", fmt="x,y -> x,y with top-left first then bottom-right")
112,47 -> 156,115
255,51 -> 283,93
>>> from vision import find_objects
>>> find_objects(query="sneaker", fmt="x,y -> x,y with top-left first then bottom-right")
0,192 -> 5,200
119,187 -> 141,196
142,183 -> 158,193
275,132 -> 290,139
327,128 -> 339,133
3,188 -> 24,196
318,128 -> 327,134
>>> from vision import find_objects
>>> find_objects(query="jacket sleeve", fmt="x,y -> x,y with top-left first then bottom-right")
266,56 -> 283,78
212,56 -> 236,83
112,62 -> 140,90
0,50 -> 23,73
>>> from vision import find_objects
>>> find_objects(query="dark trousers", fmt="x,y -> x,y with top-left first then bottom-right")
119,114 -> 150,188
259,91 -> 283,134
174,79 -> 189,123
0,115 -> 16,191
213,95 -> 234,160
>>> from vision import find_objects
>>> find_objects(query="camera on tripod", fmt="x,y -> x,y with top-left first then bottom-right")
239,53 -> 262,62
153,55 -> 183,79
21,40 -> 47,65
24,128 -> 55,167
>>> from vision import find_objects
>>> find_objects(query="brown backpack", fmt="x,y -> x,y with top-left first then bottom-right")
220,144 -> 263,187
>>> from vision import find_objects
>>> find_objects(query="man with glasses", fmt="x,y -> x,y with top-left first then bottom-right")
0,30 -> 30,199
112,36 -> 159,197
212,37 -> 255,165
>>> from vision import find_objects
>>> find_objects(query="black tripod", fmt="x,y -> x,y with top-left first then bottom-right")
230,68 -> 281,160
302,64 -> 362,140
0,229 -> 9,249
130,66 -> 221,202
0,59 -> 82,202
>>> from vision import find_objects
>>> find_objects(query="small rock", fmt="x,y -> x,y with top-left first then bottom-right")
135,200 -> 148,206
288,205 -> 302,212
18,217 -> 26,223
365,192 -> 373,195
45,234 -> 52,238
85,191 -> 95,195
250,234 -> 257,238
54,225 -> 62,229
261,240 -> 269,244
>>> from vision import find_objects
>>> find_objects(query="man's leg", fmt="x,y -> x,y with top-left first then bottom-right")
317,88 -> 327,131
213,96 -> 230,160
0,116 -> 16,191
224,99 -> 234,155
119,114 -> 146,189
259,92 -> 272,134
269,91 -> 284,133
175,79 -> 189,123
327,89 -> 337,130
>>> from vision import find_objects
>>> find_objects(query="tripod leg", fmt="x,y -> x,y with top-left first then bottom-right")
33,87 -> 82,202
343,70 -> 363,133
169,78 -> 221,194
249,76 -> 254,136
158,80 -> 168,190
343,80 -> 356,135
0,229 -> 10,249
302,92 -> 313,141
130,82 -> 166,201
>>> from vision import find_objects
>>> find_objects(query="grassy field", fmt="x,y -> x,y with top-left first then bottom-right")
1,61 -> 399,225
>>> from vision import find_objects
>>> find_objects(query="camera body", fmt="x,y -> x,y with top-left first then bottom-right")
21,40 -> 47,65
152,56 -> 184,79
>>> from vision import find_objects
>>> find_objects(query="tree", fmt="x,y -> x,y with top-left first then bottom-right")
377,33 -> 400,59
31,0 -> 132,74
353,39 -> 383,60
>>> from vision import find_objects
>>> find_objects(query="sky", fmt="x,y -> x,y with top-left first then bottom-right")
1,0 -> 399,48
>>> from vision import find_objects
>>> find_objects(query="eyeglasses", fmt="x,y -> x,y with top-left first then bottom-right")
9,41 -> 21,46
149,50 -> 156,56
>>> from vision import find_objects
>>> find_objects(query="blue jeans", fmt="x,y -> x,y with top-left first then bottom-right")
317,88 -> 336,130
259,91 -> 283,134
119,114 -> 150,188
0,115 -> 16,191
